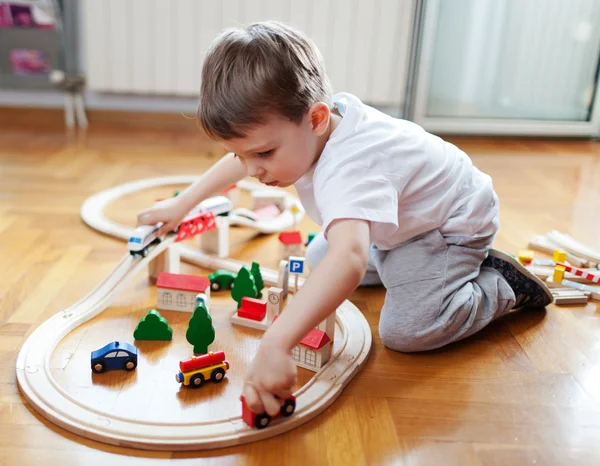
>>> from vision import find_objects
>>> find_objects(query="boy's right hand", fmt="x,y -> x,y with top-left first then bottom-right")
137,196 -> 189,237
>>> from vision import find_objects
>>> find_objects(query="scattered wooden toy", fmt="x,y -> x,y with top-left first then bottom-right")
288,256 -> 305,293
231,287 -> 283,331
553,265 -> 566,283
527,235 -> 589,267
208,269 -> 237,292
517,250 -> 534,265
278,231 -> 303,260
157,272 -> 211,313
231,266 -> 258,309
134,309 -> 173,341
253,204 -> 281,221
175,211 -> 216,242
250,261 -> 264,298
556,262 -> 600,284
176,351 -> 230,388
241,394 -> 296,429
277,260 -> 290,299
550,289 -> 589,305
186,302 -> 215,354
200,215 -> 230,258
553,249 -> 567,263
292,328 -> 332,371
306,232 -> 316,246
91,341 -> 138,374
128,224 -> 163,257
250,190 -> 286,211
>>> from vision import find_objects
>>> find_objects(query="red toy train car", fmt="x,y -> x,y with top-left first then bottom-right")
241,394 -> 296,429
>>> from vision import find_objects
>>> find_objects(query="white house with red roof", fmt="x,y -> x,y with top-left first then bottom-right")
292,327 -> 332,371
156,272 -> 210,313
278,231 -> 303,259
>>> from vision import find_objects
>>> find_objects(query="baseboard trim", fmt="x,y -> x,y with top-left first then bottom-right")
0,106 -> 202,133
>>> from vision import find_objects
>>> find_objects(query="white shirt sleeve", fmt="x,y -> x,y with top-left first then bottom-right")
315,162 -> 398,240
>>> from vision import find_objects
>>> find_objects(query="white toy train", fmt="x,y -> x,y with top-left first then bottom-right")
128,196 -> 233,257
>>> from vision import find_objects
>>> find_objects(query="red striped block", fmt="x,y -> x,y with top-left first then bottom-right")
556,262 -> 600,284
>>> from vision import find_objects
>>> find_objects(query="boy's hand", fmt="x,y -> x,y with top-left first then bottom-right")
137,196 -> 189,237
242,340 -> 297,416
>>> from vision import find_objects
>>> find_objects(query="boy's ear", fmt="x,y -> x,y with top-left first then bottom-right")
308,102 -> 331,136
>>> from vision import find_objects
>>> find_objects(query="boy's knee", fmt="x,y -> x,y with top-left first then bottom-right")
379,320 -> 443,353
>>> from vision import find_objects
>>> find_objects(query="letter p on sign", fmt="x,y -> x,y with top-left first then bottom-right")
289,256 -> 305,275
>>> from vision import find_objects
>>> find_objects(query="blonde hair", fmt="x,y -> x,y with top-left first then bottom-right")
198,21 -> 332,140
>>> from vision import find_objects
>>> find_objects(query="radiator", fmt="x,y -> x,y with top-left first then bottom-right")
82,0 -> 415,107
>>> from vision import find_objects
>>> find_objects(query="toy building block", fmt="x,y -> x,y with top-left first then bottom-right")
277,260 -> 290,299
278,231 -> 303,260
528,235 -> 588,267
253,204 -> 280,221
291,327 -> 332,372
237,297 -> 267,321
556,262 -> 600,284
176,351 -> 230,388
561,279 -> 600,300
200,215 -> 230,258
157,272 -> 211,313
134,309 -> 173,341
317,311 -> 336,342
288,256 -> 305,293
231,299 -> 269,331
149,244 -> 181,281
250,190 -> 286,211
91,341 -> 138,374
186,302 -> 215,354
517,250 -> 534,265
553,265 -> 566,283
553,249 -> 567,263
250,262 -> 265,298
551,289 -> 589,305
267,287 -> 284,323
231,266 -> 257,309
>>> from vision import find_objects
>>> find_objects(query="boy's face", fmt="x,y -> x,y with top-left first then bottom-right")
220,107 -> 329,188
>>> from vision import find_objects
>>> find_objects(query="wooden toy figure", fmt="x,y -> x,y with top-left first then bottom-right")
231,267 -> 257,309
134,310 -> 172,341
250,262 -> 265,298
186,303 -> 215,354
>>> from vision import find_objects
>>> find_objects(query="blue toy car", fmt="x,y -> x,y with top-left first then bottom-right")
90,341 -> 138,374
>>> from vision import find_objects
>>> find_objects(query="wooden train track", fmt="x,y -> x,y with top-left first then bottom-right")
16,177 -> 372,450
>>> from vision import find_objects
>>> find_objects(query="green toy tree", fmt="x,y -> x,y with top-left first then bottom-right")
134,310 -> 172,341
186,302 -> 215,354
250,262 -> 264,298
231,266 -> 257,309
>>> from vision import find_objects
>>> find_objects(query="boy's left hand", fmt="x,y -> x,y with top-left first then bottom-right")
242,340 -> 297,416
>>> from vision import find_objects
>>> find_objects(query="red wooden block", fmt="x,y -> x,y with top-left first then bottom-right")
238,297 -> 267,322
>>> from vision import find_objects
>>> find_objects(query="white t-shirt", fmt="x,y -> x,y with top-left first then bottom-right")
294,93 -> 498,250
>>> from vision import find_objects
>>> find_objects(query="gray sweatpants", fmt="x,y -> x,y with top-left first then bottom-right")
306,227 -> 515,352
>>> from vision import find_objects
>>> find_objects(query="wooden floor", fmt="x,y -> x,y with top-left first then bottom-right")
2,125 -> 600,466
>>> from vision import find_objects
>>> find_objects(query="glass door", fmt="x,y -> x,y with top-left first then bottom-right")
409,0 -> 600,136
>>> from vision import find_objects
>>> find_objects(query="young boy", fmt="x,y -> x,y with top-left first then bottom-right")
137,21 -> 552,417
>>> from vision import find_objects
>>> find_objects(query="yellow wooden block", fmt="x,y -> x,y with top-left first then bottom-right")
553,249 -> 567,263
553,265 -> 566,283
518,249 -> 535,264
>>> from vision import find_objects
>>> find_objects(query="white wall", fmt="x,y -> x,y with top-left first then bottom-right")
1,0 -> 415,115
